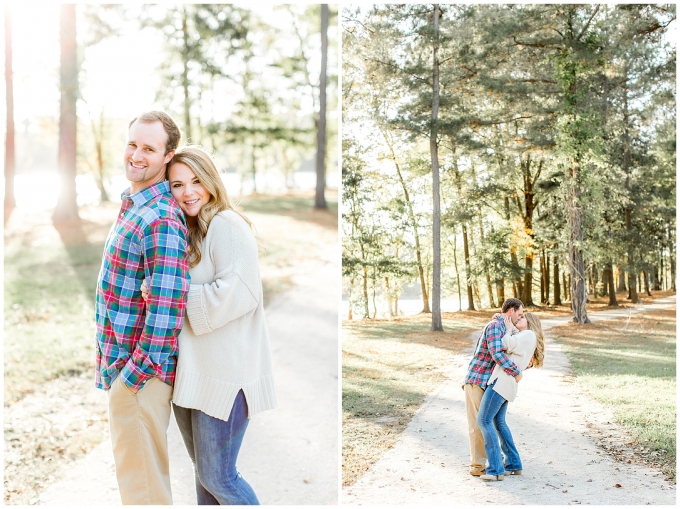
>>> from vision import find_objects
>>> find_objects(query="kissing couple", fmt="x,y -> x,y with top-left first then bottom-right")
462,298 -> 546,481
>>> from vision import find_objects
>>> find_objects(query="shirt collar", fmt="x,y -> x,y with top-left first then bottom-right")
121,181 -> 171,207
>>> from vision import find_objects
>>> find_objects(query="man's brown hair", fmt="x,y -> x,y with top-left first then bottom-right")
128,111 -> 181,155
501,298 -> 523,313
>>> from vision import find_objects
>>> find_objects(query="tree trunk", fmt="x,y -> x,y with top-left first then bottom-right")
505,196 -> 523,297
567,162 -> 589,323
643,271 -> 652,296
606,261 -> 618,306
362,265 -> 369,319
452,230 -> 462,312
314,4 -> 328,209
668,225 -> 676,292
518,156 -> 540,307
430,4 -> 442,331
181,7 -> 192,142
383,131 -> 429,312
93,111 -> 109,202
617,266 -> 627,292
497,279 -> 505,306
348,278 -> 354,320
462,223 -> 475,311
4,5 -> 15,210
553,252 -> 562,306
53,4 -> 80,222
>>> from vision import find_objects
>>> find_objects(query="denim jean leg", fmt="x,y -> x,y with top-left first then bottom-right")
476,384 -> 506,476
173,403 -> 220,505
192,390 -> 260,505
494,399 -> 522,471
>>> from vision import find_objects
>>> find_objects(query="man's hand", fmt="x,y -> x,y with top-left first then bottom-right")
514,373 -> 523,383
140,278 -> 149,302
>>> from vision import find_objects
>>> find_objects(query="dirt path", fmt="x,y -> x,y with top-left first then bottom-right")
36,210 -> 339,506
343,297 -> 676,505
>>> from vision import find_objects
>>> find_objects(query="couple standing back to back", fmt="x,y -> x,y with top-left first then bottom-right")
94,111 -> 276,505
463,298 -> 546,481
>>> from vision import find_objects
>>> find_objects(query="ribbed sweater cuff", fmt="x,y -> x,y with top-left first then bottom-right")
186,285 -> 212,335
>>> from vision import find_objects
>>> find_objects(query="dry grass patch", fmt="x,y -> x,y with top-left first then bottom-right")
550,307 -> 676,482
342,312 -> 491,486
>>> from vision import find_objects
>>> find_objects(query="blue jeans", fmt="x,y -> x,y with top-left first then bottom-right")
477,380 -> 522,476
173,390 -> 259,505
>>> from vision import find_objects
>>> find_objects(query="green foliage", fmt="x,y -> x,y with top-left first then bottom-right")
342,3 -> 675,316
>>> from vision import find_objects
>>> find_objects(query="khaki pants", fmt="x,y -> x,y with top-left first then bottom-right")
107,376 -> 173,505
464,383 -> 486,474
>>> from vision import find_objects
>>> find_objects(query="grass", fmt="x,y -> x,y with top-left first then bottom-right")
3,190 -> 336,504
549,307 -> 676,481
342,311 -> 492,486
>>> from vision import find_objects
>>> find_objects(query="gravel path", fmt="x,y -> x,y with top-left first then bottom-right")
38,236 -> 339,505
343,297 -> 676,505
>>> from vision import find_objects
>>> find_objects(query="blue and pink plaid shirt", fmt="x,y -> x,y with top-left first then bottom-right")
464,317 -> 520,388
95,181 -> 190,392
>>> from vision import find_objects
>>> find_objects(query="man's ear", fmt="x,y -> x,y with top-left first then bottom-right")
164,150 -> 175,165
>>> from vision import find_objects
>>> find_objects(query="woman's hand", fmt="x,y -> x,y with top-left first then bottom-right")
503,316 -> 514,334
492,312 -> 502,320
141,278 -> 149,302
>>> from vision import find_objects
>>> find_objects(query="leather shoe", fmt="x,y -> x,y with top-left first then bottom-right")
469,469 -> 486,477
505,470 -> 522,475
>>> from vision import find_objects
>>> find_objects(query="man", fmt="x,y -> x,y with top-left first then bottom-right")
463,298 -> 524,477
94,111 -> 189,505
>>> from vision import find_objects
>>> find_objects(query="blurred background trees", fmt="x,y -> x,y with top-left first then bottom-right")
3,3 -> 338,215
342,3 -> 675,322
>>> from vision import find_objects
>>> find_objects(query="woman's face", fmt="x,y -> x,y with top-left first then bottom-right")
516,316 -> 528,331
168,162 -> 211,217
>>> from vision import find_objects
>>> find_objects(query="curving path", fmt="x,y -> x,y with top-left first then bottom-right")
343,297 -> 676,505
38,218 -> 339,506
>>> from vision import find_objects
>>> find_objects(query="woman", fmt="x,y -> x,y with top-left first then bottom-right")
143,145 -> 276,504
477,312 -> 545,482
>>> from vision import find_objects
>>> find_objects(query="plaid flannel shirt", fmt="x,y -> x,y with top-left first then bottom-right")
95,181 -> 190,392
463,317 -> 520,388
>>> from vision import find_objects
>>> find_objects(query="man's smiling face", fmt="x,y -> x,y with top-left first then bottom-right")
124,120 -> 174,193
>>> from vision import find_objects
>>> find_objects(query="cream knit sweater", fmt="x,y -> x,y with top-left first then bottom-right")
172,210 -> 277,420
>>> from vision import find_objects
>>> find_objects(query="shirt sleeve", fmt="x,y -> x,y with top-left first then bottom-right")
185,214 -> 260,336
489,322 -> 520,378
120,218 -> 190,391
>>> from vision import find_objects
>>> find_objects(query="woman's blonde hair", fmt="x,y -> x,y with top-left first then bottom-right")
524,312 -> 545,368
167,145 -> 252,267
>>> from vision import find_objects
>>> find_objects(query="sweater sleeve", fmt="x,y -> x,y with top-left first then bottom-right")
186,214 -> 261,335
501,332 -> 519,354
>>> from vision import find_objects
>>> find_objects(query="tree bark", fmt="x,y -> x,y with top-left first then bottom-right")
4,5 -> 15,209
606,261 -> 618,306
53,4 -> 80,222
314,4 -> 328,209
553,252 -> 562,306
430,4 -> 442,331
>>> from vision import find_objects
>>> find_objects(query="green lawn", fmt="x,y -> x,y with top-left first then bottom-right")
550,308 -> 676,481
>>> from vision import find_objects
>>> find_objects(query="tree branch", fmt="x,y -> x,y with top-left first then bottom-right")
576,5 -> 600,42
